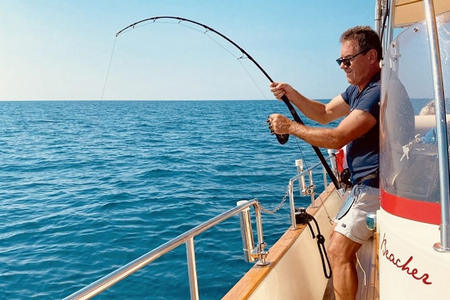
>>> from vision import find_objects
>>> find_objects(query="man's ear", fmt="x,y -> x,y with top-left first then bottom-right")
368,49 -> 378,64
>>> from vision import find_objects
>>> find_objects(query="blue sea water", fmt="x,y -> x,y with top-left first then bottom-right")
0,100 -> 329,299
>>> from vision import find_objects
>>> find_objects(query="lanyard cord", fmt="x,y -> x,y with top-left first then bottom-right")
296,208 -> 332,279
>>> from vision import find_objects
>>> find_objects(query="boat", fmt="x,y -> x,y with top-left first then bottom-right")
64,0 -> 450,299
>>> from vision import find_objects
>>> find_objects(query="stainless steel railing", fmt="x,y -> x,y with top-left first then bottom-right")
64,154 -> 339,299
64,199 -> 266,300
287,154 -> 340,229
423,0 -> 450,253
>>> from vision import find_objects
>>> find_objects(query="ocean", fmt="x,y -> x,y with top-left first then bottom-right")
0,100 -> 331,299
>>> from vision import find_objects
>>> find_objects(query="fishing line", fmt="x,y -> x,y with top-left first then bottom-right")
114,16 -> 339,189
181,21 -> 270,100
101,37 -> 118,100
294,138 -> 310,168
104,18 -> 269,100
236,59 -> 270,100
199,26 -> 270,100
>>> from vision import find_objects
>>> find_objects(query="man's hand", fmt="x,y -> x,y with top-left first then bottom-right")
269,82 -> 294,100
267,114 -> 293,135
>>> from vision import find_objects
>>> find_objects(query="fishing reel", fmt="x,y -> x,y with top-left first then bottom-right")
266,117 -> 289,144
276,134 -> 289,144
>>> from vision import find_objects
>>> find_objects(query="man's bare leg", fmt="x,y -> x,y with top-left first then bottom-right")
327,231 -> 361,300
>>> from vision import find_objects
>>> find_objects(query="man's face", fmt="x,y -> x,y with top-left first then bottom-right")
339,39 -> 370,87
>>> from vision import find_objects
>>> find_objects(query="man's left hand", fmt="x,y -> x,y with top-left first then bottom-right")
267,114 -> 292,135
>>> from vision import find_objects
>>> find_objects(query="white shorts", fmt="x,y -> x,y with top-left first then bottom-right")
334,184 -> 380,244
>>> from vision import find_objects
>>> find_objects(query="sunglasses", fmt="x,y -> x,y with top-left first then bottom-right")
336,48 -> 370,67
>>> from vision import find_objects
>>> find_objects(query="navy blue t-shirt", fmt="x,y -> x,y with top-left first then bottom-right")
341,72 -> 380,187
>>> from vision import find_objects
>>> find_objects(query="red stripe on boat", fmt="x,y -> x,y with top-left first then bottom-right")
380,188 -> 441,225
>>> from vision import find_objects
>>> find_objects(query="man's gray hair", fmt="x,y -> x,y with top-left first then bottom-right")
340,26 -> 382,61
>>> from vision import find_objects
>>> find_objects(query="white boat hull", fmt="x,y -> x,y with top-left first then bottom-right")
377,208 -> 450,299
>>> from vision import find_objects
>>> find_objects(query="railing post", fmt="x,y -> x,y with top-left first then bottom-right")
385,0 -> 395,55
186,237 -> 200,300
296,159 -> 306,193
375,0 -> 382,35
308,170 -> 316,207
237,200 -> 256,262
288,179 -> 296,229
422,0 -> 450,252
254,204 -> 264,248
253,203 -> 269,266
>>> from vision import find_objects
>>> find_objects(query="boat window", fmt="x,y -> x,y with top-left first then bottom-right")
380,10 -> 450,207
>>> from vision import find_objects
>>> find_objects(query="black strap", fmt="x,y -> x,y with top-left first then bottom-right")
295,208 -> 332,279
356,169 -> 379,188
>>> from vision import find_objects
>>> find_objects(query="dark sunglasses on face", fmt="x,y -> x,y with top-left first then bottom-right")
336,48 -> 370,67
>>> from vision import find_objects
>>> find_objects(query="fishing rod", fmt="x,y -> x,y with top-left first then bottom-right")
116,16 -> 340,189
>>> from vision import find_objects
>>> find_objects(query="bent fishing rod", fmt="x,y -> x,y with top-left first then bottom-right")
116,16 -> 340,189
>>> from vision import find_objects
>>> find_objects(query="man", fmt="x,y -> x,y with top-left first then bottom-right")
268,26 -> 381,300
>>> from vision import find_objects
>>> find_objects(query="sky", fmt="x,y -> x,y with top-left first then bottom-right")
0,1 -> 378,100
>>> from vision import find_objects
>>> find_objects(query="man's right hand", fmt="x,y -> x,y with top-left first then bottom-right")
269,82 -> 294,100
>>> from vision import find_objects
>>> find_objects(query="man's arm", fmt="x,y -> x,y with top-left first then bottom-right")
270,83 -> 350,124
268,109 -> 377,149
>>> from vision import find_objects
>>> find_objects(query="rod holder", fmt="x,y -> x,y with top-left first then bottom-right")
296,159 -> 307,192
327,149 -> 339,178
237,200 -> 256,262
308,170 -> 317,207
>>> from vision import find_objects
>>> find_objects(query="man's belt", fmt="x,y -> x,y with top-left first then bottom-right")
356,170 -> 379,187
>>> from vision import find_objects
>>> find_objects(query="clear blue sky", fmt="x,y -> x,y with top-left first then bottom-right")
0,0 -> 377,100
